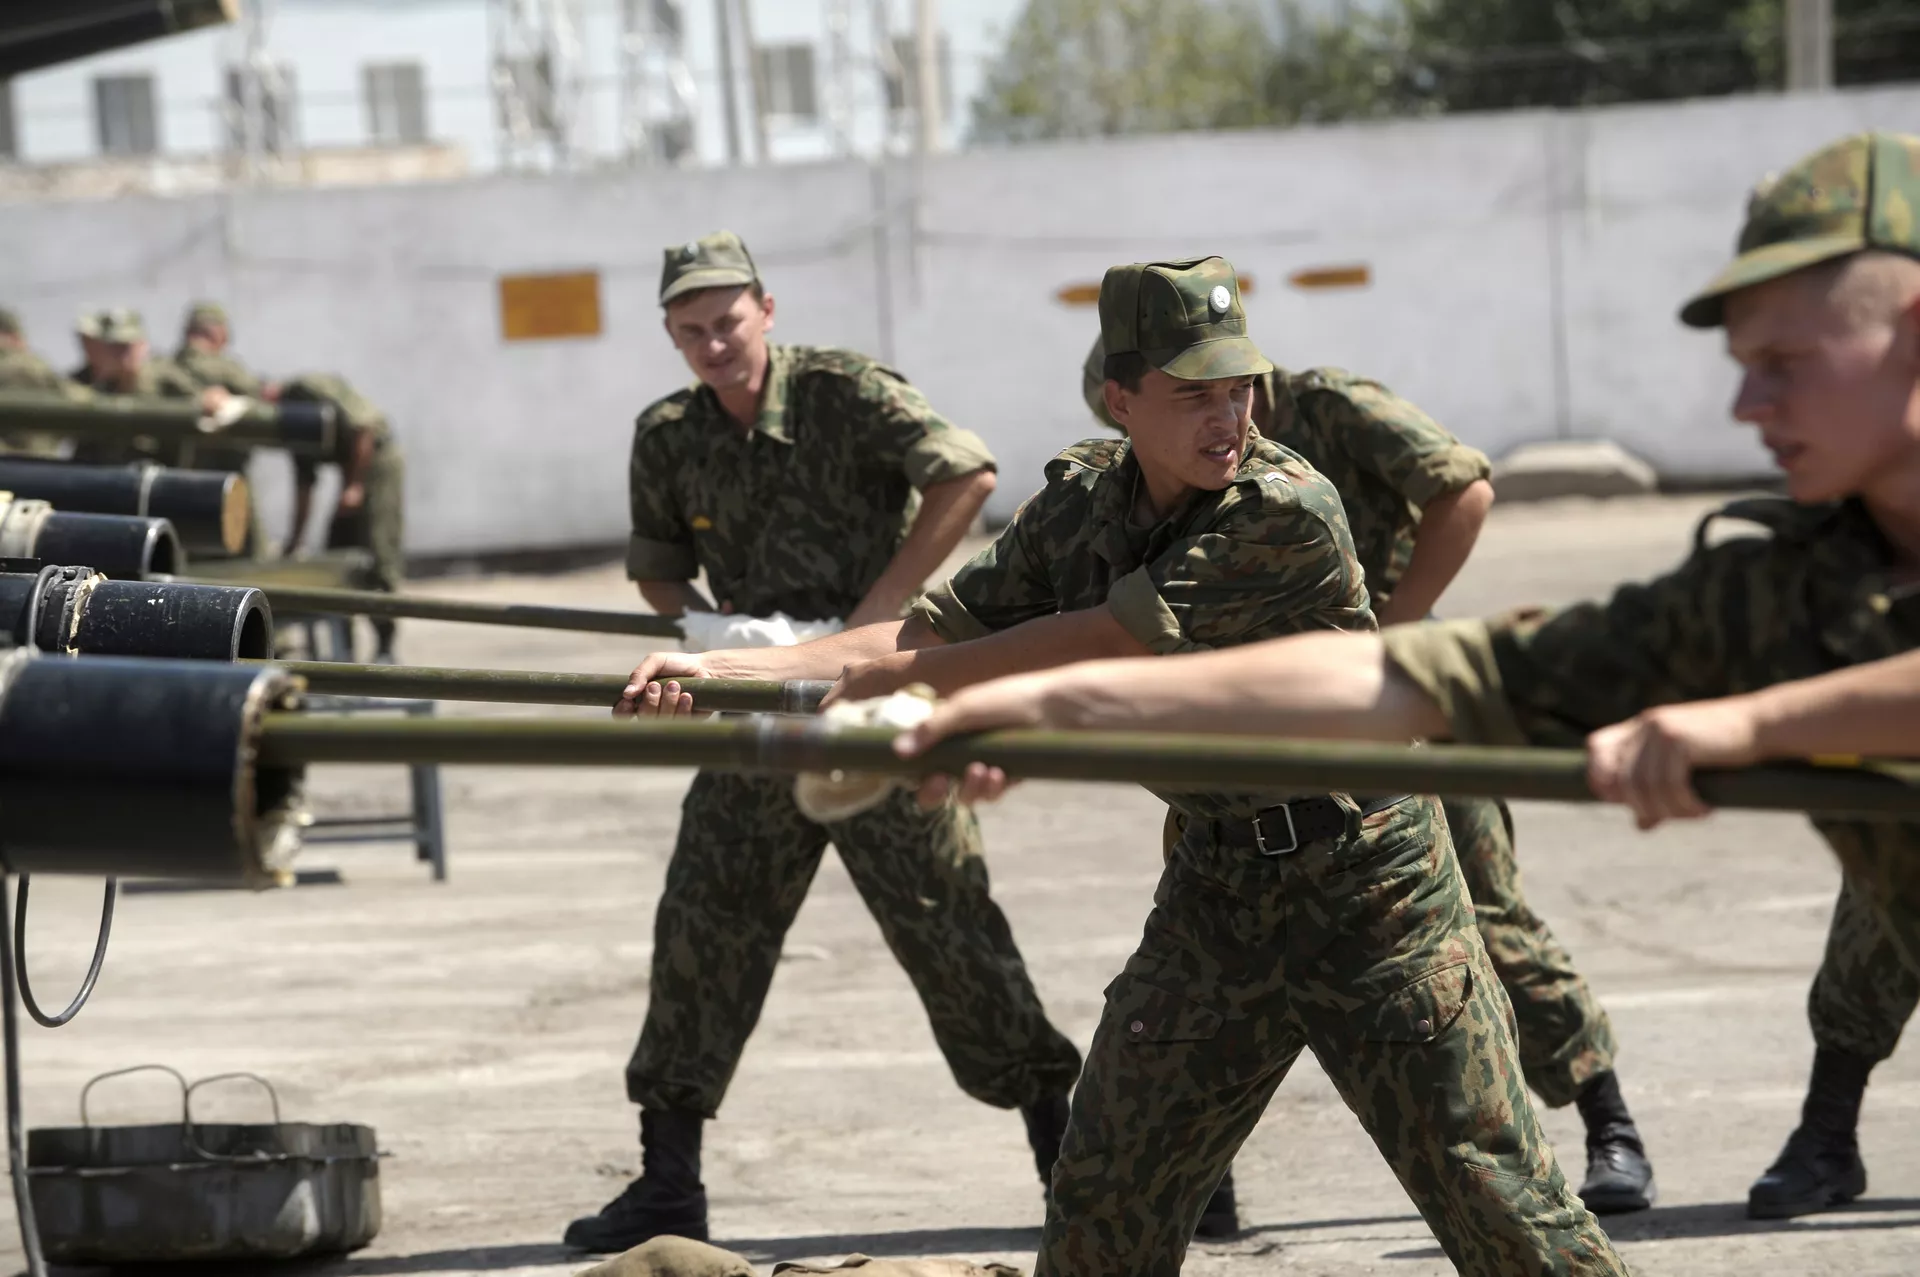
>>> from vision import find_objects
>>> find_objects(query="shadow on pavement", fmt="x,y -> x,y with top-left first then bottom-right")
724,1225 -> 1042,1261
1602,1196 -> 1920,1240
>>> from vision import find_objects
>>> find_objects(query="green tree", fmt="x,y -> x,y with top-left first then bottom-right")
969,0 -> 1274,144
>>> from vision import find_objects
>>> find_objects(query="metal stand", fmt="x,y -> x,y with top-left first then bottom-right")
300,695 -> 448,881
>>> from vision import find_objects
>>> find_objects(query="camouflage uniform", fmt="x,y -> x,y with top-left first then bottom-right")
1384,494 -> 1920,1055
67,358 -> 202,466
176,328 -> 269,555
929,258 -> 1622,1276
0,314 -> 76,457
1086,344 -> 1619,1109
283,374 -> 407,644
623,341 -> 1083,1117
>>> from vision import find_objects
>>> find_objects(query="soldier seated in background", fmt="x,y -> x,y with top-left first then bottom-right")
174,300 -> 272,555
67,307 -> 215,466
0,306 -> 78,457
277,374 -> 407,661
1082,330 -> 1657,1224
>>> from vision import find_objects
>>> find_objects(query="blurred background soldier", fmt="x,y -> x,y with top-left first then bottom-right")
279,373 -> 407,660
176,300 -> 270,555
67,307 -> 208,466
0,306 -> 77,457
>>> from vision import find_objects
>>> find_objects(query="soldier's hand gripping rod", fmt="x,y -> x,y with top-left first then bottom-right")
252,714 -> 1920,821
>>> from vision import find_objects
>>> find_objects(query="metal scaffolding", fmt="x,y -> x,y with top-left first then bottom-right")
618,0 -> 697,166
489,0 -> 590,172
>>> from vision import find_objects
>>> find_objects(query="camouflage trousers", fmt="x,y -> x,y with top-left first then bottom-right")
1444,797 -> 1616,1107
1808,819 -> 1920,1062
626,770 -> 1083,1116
325,443 -> 405,649
1044,796 -> 1624,1277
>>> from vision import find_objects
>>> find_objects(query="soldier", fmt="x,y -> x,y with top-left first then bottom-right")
1081,334 -> 1658,1219
622,256 -> 1628,1275
278,374 -> 406,661
176,301 -> 270,555
66,308 -> 209,465
0,306 -> 78,457
901,132 -> 1920,1225
565,231 -> 1084,1253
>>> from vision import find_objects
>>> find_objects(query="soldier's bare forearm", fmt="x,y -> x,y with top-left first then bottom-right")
848,468 -> 996,627
1745,650 -> 1920,759
1379,479 -> 1493,626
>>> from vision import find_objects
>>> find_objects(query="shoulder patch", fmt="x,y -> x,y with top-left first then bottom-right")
1044,437 -> 1128,484
1691,495 -> 1832,553
634,386 -> 696,436
789,344 -> 903,384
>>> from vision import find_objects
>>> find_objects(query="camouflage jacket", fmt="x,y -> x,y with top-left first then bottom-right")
67,358 -> 202,465
627,344 -> 996,621
175,346 -> 264,396
1383,496 -> 1920,958
1261,367 -> 1490,610
0,347 -> 76,456
914,433 -> 1373,822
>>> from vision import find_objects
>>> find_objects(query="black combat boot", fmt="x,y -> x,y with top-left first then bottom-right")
1748,1048 -> 1873,1219
1574,1070 -> 1655,1214
1021,1093 -> 1072,1184
562,1109 -> 710,1252
1193,1168 -> 1241,1239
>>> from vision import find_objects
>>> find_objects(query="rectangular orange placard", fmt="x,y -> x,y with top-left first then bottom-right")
499,271 -> 603,341
1289,264 -> 1371,290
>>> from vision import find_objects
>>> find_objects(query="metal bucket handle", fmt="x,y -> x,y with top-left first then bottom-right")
79,1065 -> 290,1165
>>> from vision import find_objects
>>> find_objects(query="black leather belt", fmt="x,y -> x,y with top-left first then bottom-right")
1215,794 -> 1412,857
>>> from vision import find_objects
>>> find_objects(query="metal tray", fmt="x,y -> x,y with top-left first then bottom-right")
23,1065 -> 381,1263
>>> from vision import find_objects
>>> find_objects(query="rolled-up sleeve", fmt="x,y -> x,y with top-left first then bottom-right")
1323,377 -> 1491,507
1379,619 -> 1529,746
626,421 -> 697,582
849,363 -> 997,490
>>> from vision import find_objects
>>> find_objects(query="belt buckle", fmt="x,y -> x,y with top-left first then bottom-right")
1251,804 -> 1300,857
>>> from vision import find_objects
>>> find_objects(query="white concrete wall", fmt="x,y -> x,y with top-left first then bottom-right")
3,85 -> 1917,556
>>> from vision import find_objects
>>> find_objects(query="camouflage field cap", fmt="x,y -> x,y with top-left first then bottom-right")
659,230 -> 760,306
1099,256 -> 1272,381
0,308 -> 21,338
1081,333 -> 1122,432
185,300 -> 230,329
1681,131 -> 1920,328
75,307 -> 146,343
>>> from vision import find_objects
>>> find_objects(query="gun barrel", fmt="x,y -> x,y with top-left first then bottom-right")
0,391 -> 336,457
252,714 -> 1920,821
0,457 -> 246,555
276,660 -> 831,714
225,583 -> 685,638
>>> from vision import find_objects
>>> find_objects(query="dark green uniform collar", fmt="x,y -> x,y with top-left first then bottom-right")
693,343 -> 796,444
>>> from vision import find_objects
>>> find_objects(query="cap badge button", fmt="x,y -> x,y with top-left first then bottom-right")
1208,285 -> 1231,315
684,241 -> 702,257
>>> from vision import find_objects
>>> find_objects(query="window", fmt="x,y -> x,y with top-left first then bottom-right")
754,43 -> 817,121
0,81 -> 15,161
885,33 -> 951,120
94,74 -> 158,156
224,64 -> 299,154
364,62 -> 428,146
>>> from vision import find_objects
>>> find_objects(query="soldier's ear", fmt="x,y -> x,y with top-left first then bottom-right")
760,291 -> 776,331
1102,379 -> 1130,429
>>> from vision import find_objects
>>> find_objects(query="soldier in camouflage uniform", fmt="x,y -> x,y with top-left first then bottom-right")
627,257 -> 1628,1276
175,302 -> 271,555
913,132 -> 1920,1226
65,308 -> 207,466
279,373 -> 407,659
1084,339 -> 1657,1219
567,231 -> 1084,1253
0,307 -> 79,457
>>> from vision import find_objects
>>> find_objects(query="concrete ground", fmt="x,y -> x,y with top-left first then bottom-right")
6,492 -> 1919,1276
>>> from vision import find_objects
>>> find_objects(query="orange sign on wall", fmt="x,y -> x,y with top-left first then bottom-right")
499,271 -> 603,341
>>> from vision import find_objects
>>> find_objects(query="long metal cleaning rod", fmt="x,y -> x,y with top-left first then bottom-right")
225,584 -> 686,637
278,660 -> 831,715
253,715 -> 1920,819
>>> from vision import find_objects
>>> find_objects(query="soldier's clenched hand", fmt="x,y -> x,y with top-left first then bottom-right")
616,653 -> 712,718
892,671 -> 1059,807
1585,699 -> 1761,829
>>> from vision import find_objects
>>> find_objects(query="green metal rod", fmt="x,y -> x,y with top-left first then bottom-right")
222,583 -> 685,637
254,715 -> 1920,819
278,660 -> 832,714
0,389 -> 335,456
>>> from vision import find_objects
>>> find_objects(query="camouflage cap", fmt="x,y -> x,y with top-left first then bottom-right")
659,231 -> 760,306
1081,333 -> 1123,433
75,307 -> 145,343
1099,256 -> 1272,381
185,300 -> 230,329
0,308 -> 20,338
1681,131 -> 1920,328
